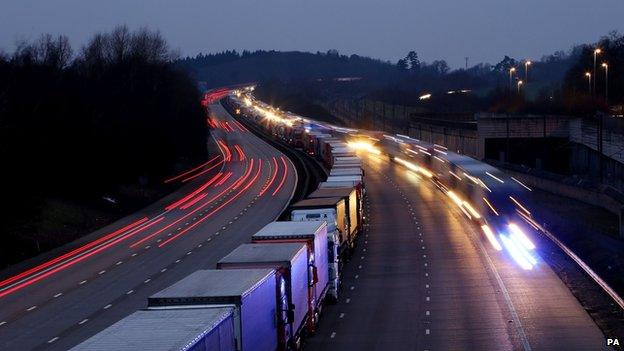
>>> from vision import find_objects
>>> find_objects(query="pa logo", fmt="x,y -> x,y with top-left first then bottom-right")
607,338 -> 620,346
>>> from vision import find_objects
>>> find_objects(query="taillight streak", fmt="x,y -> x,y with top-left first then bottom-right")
159,159 -> 263,247
129,160 -> 251,248
163,155 -> 221,184
164,172 -> 223,210
272,156 -> 289,196
0,217 -> 148,290
259,157 -> 278,196
234,145 -> 246,161
0,217 -> 164,298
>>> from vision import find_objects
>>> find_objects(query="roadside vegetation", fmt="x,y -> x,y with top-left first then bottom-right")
0,26 -> 207,266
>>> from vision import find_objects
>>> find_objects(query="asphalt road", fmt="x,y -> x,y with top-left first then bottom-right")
0,103 -> 297,351
306,151 -> 609,351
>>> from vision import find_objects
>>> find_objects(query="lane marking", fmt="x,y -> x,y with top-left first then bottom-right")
47,337 -> 59,344
104,304 -> 112,310
126,290 -> 134,295
27,305 -> 37,311
144,278 -> 151,283
330,332 -> 336,338
98,270 -> 106,275
79,280 -> 87,285
425,329 -> 430,335
54,292 -> 63,298
78,319 -> 88,325
116,261 -> 123,265
426,310 -> 430,316
0,321 -> 6,326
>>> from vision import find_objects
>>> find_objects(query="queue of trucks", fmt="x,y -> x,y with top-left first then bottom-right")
70,93 -> 367,351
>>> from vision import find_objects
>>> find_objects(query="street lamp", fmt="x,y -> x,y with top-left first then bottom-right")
602,62 -> 609,105
593,48 -> 601,94
585,72 -> 592,94
524,60 -> 532,83
517,80 -> 524,94
509,67 -> 516,91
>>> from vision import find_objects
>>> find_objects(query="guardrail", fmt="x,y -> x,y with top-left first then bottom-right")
518,211 -> 624,311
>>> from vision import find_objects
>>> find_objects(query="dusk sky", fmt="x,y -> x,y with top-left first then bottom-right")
1,0 -> 623,68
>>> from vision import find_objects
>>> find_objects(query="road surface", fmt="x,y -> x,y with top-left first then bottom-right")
306,151 -> 608,351
0,103 -> 297,351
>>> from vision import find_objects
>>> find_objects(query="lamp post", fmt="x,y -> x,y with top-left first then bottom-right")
524,60 -> 531,83
601,62 -> 609,105
593,48 -> 601,95
517,80 -> 523,94
585,72 -> 592,94
509,67 -> 516,91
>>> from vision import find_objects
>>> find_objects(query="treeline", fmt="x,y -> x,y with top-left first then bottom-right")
177,49 -> 400,88
0,26 -> 206,265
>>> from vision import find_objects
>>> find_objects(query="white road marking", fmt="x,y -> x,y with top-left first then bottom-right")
425,273 -> 429,277
350,286 -> 355,290
198,244 -> 202,248
27,306 -> 37,311
99,270 -> 106,275
144,278 -> 151,283
339,313 -> 345,318
126,290 -> 134,295
346,298 -> 351,303
186,251 -> 192,255
425,329 -> 430,335
425,284 -> 430,288
330,332 -> 336,338
132,253 -> 138,257
116,261 -> 123,265
0,321 -> 6,326
426,310 -> 430,316
156,239 -> 162,243
54,292 -> 63,298
47,337 -> 59,344
78,319 -> 88,325
355,274 -> 359,279
426,296 -> 430,301
161,268 -> 167,273
145,245 -> 151,249
175,259 -> 181,263
358,265 -> 362,269
104,304 -> 112,310
79,280 -> 87,285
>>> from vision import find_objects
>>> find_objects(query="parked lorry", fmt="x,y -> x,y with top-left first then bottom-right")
251,221 -> 331,313
71,308 -> 236,351
329,167 -> 364,177
148,269 -> 280,351
326,175 -> 365,192
307,187 -> 361,247
217,243 -> 309,349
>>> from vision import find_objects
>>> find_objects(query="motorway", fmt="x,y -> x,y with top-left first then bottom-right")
306,150 -> 609,351
0,103 -> 297,350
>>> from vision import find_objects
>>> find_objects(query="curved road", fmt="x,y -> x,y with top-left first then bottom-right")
306,151 -> 608,351
0,103 -> 297,351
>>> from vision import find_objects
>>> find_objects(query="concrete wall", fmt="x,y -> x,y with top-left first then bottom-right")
500,167 -> 624,238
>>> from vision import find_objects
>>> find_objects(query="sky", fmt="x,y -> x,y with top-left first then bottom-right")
1,0 -> 623,68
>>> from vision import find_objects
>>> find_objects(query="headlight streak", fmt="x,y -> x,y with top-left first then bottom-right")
449,171 -> 462,180
482,197 -> 499,216
511,177 -> 532,191
481,225 -> 503,251
394,157 -> 433,178
500,235 -> 534,270
486,171 -> 505,183
508,223 -> 536,250
509,196 -> 531,215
